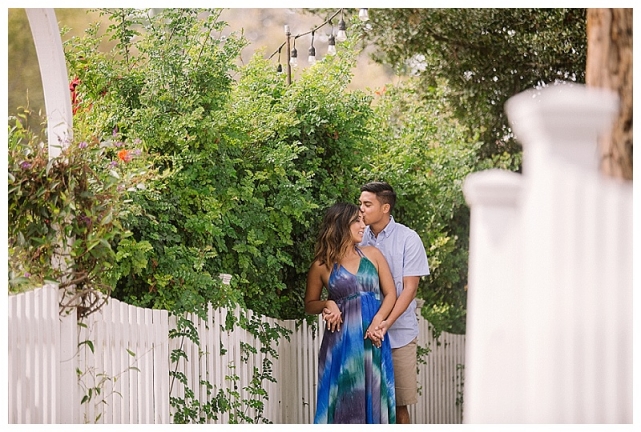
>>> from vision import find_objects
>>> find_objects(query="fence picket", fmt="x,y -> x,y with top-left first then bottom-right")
114,301 -> 125,423
8,287 -> 465,424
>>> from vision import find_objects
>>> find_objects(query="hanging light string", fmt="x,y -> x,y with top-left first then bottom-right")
290,37 -> 298,67
276,46 -> 283,73
268,9 -> 345,61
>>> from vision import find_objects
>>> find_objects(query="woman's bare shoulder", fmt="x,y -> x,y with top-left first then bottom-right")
309,259 -> 330,275
359,245 -> 384,261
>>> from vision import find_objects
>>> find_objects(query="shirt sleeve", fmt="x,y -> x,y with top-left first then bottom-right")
403,231 -> 430,277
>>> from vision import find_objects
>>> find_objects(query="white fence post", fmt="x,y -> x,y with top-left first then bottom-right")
463,83 -> 632,423
462,169 -> 523,422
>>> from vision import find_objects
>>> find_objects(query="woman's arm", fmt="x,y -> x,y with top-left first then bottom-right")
305,261 -> 342,331
362,247 -> 397,345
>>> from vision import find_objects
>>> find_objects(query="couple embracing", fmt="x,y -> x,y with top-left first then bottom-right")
305,181 -> 430,424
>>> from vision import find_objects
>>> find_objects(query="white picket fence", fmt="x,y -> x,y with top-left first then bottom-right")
8,284 -> 465,424
462,84 -> 633,423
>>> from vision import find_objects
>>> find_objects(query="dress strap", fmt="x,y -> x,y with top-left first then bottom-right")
355,246 -> 365,257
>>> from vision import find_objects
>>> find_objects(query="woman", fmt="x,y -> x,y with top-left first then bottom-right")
305,202 -> 397,424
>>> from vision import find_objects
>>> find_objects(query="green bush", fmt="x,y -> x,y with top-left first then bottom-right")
7,108 -> 158,317
11,8 -> 477,334
362,79 -> 480,335
64,8 -> 372,320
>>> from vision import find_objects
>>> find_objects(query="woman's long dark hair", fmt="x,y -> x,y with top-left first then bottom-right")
313,202 -> 360,269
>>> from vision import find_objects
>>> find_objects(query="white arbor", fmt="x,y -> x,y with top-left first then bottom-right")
25,8 -> 73,157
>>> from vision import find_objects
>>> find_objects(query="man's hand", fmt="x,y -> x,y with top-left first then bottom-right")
365,318 -> 389,348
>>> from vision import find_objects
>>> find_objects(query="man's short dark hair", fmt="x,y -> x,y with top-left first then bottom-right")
361,181 -> 396,213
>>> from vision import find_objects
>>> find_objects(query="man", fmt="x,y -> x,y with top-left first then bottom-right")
358,181 -> 430,424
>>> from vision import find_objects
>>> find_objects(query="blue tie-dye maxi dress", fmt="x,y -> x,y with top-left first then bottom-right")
313,248 -> 396,424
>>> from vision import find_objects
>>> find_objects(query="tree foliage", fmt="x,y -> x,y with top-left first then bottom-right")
354,8 -> 587,163
9,8 -> 490,336
63,8 -> 373,321
362,79 -> 479,335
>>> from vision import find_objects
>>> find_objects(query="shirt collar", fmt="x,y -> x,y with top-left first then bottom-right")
368,215 -> 396,240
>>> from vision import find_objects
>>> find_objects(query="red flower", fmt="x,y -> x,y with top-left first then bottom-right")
117,149 -> 132,162
69,77 -> 81,115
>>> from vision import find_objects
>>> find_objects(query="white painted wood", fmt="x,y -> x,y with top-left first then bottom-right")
25,8 -> 73,158
462,169 -> 524,423
23,11 -> 77,421
464,84 -> 631,423
9,286 -> 465,424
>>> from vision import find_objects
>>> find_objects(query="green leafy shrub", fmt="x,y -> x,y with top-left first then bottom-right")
363,79 -> 479,334
64,8 -> 372,321
14,7 -> 475,334
7,109 -> 157,317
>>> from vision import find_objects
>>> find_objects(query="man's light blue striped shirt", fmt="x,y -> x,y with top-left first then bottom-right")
360,216 -> 430,349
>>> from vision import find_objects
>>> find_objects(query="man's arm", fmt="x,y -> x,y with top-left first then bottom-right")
375,275 -> 420,334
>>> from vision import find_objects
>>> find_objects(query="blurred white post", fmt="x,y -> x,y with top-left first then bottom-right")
463,84 -> 632,423
26,8 -> 73,157
462,169 -> 524,422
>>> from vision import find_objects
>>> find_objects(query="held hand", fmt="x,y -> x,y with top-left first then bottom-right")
363,327 -> 383,348
322,302 -> 342,332
373,320 -> 389,339
365,328 -> 382,348
365,317 -> 386,348
365,319 -> 389,348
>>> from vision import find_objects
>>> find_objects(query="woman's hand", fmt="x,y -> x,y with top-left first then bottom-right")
365,329 -> 382,348
373,319 -> 389,341
322,300 -> 342,332
365,317 -> 388,348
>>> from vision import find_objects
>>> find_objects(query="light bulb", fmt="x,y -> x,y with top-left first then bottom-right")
327,35 -> 336,55
336,18 -> 347,42
308,46 -> 316,65
290,47 -> 298,67
359,9 -> 369,21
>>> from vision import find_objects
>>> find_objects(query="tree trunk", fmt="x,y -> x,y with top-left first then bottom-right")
586,8 -> 633,180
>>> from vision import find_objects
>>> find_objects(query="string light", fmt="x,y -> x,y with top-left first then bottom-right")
326,19 -> 336,55
276,47 -> 283,73
308,31 -> 317,65
336,13 -> 347,42
269,9 -> 356,84
290,39 -> 298,68
358,8 -> 369,21
327,34 -> 336,56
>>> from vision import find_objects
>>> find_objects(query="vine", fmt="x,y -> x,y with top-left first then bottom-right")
75,320 -> 144,423
168,306 -> 292,423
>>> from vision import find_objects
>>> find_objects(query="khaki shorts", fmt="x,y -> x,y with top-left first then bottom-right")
392,337 -> 418,406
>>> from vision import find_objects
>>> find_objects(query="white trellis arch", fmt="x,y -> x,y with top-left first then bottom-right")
24,9 -> 78,423
26,8 -> 72,158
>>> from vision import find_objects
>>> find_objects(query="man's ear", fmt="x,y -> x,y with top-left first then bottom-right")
382,203 -> 391,215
